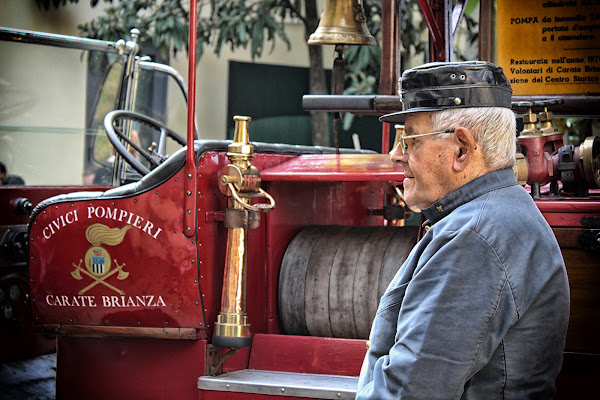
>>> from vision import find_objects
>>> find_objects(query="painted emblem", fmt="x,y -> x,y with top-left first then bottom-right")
71,223 -> 131,295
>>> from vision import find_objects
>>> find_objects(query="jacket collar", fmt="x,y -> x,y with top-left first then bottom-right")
422,168 -> 518,226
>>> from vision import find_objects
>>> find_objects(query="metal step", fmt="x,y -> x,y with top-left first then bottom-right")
198,369 -> 358,399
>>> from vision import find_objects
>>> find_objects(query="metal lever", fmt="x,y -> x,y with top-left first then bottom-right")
226,184 -> 275,212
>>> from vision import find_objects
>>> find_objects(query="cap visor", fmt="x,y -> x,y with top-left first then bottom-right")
379,107 -> 445,123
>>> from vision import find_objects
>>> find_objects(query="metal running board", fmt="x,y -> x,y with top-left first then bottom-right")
197,369 -> 358,399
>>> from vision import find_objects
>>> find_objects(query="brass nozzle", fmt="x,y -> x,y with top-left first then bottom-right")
229,116 -> 253,157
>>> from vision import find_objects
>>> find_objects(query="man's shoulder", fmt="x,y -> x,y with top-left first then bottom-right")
2,175 -> 25,185
438,184 -> 529,226
435,184 -> 550,245
480,184 -> 544,222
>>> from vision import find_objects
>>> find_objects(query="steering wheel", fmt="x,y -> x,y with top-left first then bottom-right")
103,110 -> 187,175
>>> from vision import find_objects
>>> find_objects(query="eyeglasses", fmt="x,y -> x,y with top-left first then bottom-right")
398,129 -> 455,154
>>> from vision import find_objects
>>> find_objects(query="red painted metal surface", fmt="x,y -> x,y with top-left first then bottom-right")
200,391 -> 305,400
56,336 -> 206,400
248,334 -> 367,376
535,198 -> 600,227
260,154 -> 405,182
28,170 -> 204,328
418,0 -> 443,51
535,199 -> 600,213
184,0 -> 198,237
418,0 -> 452,62
542,212 -> 596,227
1,185 -> 109,360
517,133 -> 564,186
381,122 -> 391,154
379,0 -> 399,95
200,334 -> 368,399
0,186 -> 109,226
195,151 -> 389,339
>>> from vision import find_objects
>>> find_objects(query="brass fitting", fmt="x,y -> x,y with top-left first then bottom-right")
227,116 -> 254,160
513,153 -> 529,186
539,107 -> 559,135
521,108 -> 540,136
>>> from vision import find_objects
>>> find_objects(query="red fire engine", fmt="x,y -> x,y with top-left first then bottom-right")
1,0 -> 599,399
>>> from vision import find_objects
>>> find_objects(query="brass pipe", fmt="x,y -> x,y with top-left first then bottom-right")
213,219 -> 251,347
213,116 -> 259,349
220,217 -> 247,315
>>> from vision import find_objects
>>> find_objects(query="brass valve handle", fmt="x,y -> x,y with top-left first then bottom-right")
227,183 -> 275,212
218,164 -> 275,212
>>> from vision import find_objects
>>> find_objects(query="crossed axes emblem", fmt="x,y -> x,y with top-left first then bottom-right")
71,259 -> 129,295
70,223 -> 132,295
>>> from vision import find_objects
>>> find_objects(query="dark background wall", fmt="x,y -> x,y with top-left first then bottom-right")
226,61 -> 384,152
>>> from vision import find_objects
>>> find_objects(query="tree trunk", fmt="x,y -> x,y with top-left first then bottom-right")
304,0 -> 330,147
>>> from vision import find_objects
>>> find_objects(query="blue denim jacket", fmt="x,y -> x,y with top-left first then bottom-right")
356,168 -> 570,399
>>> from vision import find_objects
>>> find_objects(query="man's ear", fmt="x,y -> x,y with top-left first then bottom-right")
452,127 -> 476,172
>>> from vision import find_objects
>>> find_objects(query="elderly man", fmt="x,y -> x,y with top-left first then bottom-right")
356,61 -> 570,399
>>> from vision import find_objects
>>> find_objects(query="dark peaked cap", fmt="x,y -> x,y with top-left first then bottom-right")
380,61 -> 513,123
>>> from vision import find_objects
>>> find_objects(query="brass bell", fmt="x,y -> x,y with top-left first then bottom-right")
308,0 -> 376,46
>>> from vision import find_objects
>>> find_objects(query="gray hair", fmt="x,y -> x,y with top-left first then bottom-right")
429,107 -> 517,171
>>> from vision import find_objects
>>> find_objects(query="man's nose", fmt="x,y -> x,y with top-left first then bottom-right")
390,143 -> 407,164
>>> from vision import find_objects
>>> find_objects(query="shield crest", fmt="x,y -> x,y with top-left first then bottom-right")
84,246 -> 111,277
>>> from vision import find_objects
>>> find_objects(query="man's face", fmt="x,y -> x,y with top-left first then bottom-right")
390,113 -> 455,210
0,172 -> 5,184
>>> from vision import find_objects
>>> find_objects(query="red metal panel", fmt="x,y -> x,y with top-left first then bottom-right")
248,334 -> 367,377
184,0 -> 198,236
381,122 -> 391,154
200,391 -> 305,400
543,212 -> 596,228
536,198 -> 600,227
28,170 -> 204,328
222,347 -> 252,373
535,199 -> 600,214
196,152 -> 229,340
0,186 -> 109,226
56,336 -> 206,400
260,154 -> 405,182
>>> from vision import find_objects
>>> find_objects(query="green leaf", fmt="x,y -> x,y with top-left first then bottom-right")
251,20 -> 265,58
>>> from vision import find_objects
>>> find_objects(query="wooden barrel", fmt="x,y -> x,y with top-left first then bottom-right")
279,225 -> 418,339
